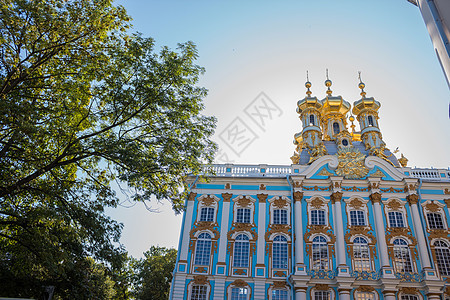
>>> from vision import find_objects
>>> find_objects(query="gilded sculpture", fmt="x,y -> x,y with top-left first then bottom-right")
335,147 -> 369,179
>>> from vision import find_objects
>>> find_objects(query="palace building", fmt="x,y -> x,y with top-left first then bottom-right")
169,77 -> 450,300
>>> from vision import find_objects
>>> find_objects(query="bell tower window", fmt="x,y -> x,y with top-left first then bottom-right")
333,122 -> 340,135
309,115 -> 315,126
368,116 -> 374,126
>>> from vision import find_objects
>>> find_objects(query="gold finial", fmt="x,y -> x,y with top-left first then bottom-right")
325,69 -> 332,96
398,153 -> 408,167
358,71 -> 366,98
305,70 -> 312,97
349,114 -> 356,133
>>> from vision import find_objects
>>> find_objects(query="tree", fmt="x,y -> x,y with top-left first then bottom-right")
133,246 -> 177,300
0,0 -> 215,298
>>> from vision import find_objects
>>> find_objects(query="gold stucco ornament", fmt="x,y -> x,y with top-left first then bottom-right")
335,147 -> 369,179
307,142 -> 328,164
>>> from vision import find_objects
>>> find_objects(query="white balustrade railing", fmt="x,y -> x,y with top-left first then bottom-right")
205,165 -> 450,180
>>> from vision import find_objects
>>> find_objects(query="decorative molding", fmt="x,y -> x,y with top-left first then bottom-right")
293,191 -> 304,202
225,183 -> 231,189
257,193 -> 268,203
357,285 -> 375,292
259,184 -> 266,190
369,192 -> 381,204
273,197 -> 288,208
342,186 -> 369,192
330,191 -> 343,204
231,279 -> 248,288
349,199 -> 364,209
400,287 -> 418,295
310,198 -> 324,209
188,192 -> 197,201
425,202 -> 440,212
444,199 -> 450,207
386,199 -> 402,211
406,194 -> 419,205
238,197 -> 252,207
222,193 -> 233,202
294,181 -> 303,188
317,168 -> 334,177
370,169 -> 386,178
200,195 -> 216,206
272,281 -> 287,288
315,284 -> 329,291
193,275 -> 208,285
303,185 -> 331,191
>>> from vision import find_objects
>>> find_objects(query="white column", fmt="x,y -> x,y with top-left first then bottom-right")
253,279 -> 266,299
213,277 -> 226,300
295,288 -> 307,300
331,192 -> 346,267
370,193 -> 390,268
294,191 -> 304,266
180,193 -> 196,261
217,193 -> 232,263
256,194 -> 268,266
383,291 -> 396,300
408,194 -> 432,269
338,289 -> 351,300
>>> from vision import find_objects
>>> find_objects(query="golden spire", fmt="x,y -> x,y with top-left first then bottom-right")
349,115 -> 356,133
305,70 -> 312,97
358,71 -> 366,98
325,69 -> 332,96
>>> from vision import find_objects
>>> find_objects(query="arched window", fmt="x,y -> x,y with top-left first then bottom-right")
231,287 -> 248,300
311,210 -> 326,225
309,114 -> 315,126
393,238 -> 413,272
355,291 -> 375,300
433,240 -> 450,275
427,212 -> 445,229
273,235 -> 288,269
353,237 -> 371,271
191,285 -> 208,300
333,122 -> 340,135
312,236 -> 329,270
367,116 -> 374,126
199,207 -> 214,222
236,208 -> 251,223
194,233 -> 211,266
388,211 -> 405,227
350,210 -> 366,226
273,209 -> 288,225
272,289 -> 289,300
233,234 -> 250,268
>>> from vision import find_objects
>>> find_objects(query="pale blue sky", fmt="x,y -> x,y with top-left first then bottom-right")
110,0 -> 450,258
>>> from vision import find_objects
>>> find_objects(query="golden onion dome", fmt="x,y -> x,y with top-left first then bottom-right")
352,76 -> 381,115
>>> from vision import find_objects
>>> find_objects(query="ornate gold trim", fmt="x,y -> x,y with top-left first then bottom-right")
200,195 -> 216,206
330,191 -> 343,204
400,287 -> 418,295
357,286 -> 375,292
406,194 -> 419,205
293,191 -> 303,202
193,275 -> 208,285
369,192 -> 381,204
386,199 -> 402,211
231,279 -> 248,288
272,281 -> 287,288
257,193 -> 268,203
425,202 -> 440,212
273,197 -> 288,208
260,184 -> 266,190
315,284 -> 329,291
310,198 -> 324,208
349,199 -> 364,209
189,192 -> 197,201
222,193 -> 232,202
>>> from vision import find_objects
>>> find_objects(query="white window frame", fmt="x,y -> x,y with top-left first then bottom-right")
196,194 -> 219,223
233,195 -> 256,225
268,196 -> 291,226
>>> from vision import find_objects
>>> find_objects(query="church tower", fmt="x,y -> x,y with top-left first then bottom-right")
319,74 -> 352,148
293,76 -> 327,164
352,76 -> 387,156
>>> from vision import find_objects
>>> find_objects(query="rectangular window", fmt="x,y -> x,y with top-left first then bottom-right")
401,296 -> 418,300
355,292 -> 374,300
272,289 -> 288,300
231,287 -> 248,300
350,210 -> 366,226
388,211 -> 405,227
274,209 -> 288,224
237,208 -> 251,223
314,291 -> 330,300
427,212 -> 445,229
199,207 -> 214,222
191,285 -> 207,300
311,210 -> 326,225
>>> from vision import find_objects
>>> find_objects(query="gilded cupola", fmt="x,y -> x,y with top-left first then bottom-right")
319,71 -> 351,142
352,74 -> 385,152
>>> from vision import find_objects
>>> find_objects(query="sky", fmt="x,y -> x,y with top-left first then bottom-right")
109,0 -> 450,258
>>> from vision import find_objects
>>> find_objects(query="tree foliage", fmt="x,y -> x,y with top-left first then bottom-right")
132,246 -> 177,300
0,0 -> 215,298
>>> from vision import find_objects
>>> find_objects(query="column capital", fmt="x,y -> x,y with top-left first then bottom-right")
256,193 -> 268,203
188,192 -> 197,201
338,288 -> 352,294
369,192 -> 381,204
445,198 -> 450,207
293,191 -> 304,202
330,191 -> 343,204
222,193 -> 233,202
294,286 -> 308,292
407,194 -> 419,205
